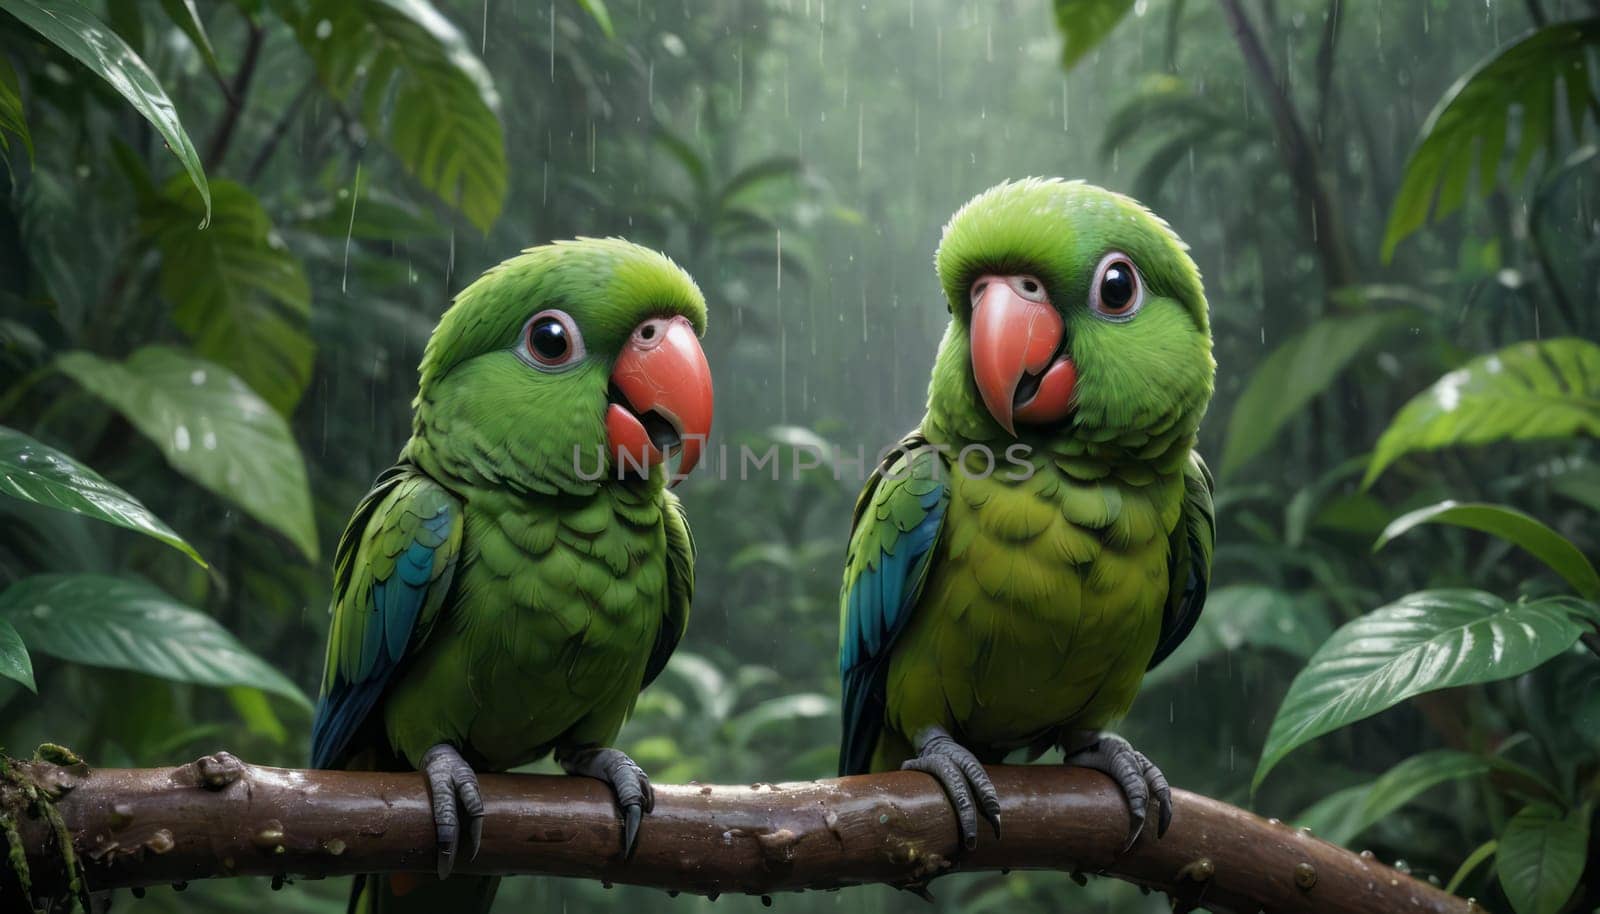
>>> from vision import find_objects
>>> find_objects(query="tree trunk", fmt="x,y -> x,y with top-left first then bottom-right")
2,753 -> 1485,914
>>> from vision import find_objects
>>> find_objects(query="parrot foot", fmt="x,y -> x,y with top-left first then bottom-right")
420,743 -> 485,879
1062,733 -> 1172,850
559,746 -> 654,859
901,725 -> 1002,849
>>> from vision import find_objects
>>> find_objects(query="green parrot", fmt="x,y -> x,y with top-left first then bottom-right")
311,237 -> 714,913
838,178 -> 1215,849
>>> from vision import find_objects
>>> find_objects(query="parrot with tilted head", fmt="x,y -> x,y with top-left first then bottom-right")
838,179 -> 1215,850
311,237 -> 713,914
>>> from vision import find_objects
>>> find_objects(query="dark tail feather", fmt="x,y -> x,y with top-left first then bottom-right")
349,873 -> 501,914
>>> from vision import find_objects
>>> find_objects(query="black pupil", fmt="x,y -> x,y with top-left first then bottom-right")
530,318 -> 568,360
1101,263 -> 1134,310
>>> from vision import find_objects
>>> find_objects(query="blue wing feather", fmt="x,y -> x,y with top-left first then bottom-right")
310,466 -> 460,770
838,440 -> 947,776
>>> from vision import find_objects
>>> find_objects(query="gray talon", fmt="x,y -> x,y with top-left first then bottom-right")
902,725 -> 1002,848
1064,734 -> 1172,849
561,746 -> 653,859
421,743 -> 484,878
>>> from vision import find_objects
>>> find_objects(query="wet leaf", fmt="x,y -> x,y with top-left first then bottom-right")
141,178 -> 314,415
0,0 -> 208,219
0,574 -> 310,709
0,425 -> 205,566
1497,802 -> 1588,914
574,0 -> 614,39
1053,0 -> 1135,70
0,616 -> 34,691
1364,338 -> 1600,486
56,347 -> 319,561
1221,312 -> 1410,478
1376,501 -> 1599,598
1384,19 -> 1600,260
0,54 -> 30,160
157,0 -> 222,80
287,0 -> 506,232
1254,590 -> 1594,791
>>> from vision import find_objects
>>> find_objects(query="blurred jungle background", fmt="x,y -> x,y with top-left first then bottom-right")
1,0 -> 1598,912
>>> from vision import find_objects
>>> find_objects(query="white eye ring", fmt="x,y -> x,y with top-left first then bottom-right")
1007,274 -> 1049,303
1088,252 -> 1144,323
516,309 -> 586,372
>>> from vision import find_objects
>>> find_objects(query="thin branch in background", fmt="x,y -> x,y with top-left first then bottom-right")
204,23 -> 265,173
244,80 -> 316,184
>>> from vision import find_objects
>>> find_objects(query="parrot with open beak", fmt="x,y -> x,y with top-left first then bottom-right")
311,237 -> 713,913
838,179 -> 1215,851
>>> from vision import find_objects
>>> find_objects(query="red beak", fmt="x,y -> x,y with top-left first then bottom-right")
969,275 -> 1077,435
605,315 -> 713,485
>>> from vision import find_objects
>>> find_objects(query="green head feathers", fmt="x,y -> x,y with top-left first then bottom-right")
407,237 -> 711,496
928,178 -> 1214,451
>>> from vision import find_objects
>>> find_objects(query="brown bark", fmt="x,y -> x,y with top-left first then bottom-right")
4,754 -> 1484,914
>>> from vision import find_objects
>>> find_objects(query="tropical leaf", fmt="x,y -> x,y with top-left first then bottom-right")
1497,802 -> 1589,914
1253,590 -> 1595,790
0,574 -> 310,709
1144,585 -> 1333,687
1376,500 -> 1599,598
287,0 -> 507,231
158,0 -> 222,80
1221,312 -> 1410,478
1053,0 -> 1135,69
141,178 -> 314,415
1364,338 -> 1600,486
574,0 -> 614,39
727,693 -> 832,748
56,347 -> 319,561
1299,755 -> 1484,845
0,0 -> 208,218
1383,18 -> 1600,260
0,53 -> 30,160
0,425 -> 205,566
0,616 -> 33,691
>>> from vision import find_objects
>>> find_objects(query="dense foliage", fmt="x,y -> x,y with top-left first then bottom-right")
0,1 -> 1596,912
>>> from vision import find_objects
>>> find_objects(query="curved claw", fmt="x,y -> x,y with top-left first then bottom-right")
560,746 -> 654,859
902,726 -> 1002,849
1064,734 -> 1173,850
420,743 -> 485,879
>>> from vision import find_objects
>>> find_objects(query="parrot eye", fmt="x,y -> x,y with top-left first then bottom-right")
518,309 -> 586,371
1089,252 -> 1143,322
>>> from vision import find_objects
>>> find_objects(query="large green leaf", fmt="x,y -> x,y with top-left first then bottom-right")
1221,312 -> 1409,478
1497,802 -> 1589,914
1053,0 -> 1135,70
1364,338 -> 1600,486
1377,500 -> 1599,598
287,0 -> 506,231
0,615 -> 33,691
1292,752 -> 1493,847
0,0 -> 208,218
1383,19 -> 1600,260
0,53 -> 30,160
141,178 -> 314,415
1144,585 -> 1333,687
0,574 -> 310,709
1253,590 -> 1594,790
0,425 -> 205,566
56,347 -> 318,561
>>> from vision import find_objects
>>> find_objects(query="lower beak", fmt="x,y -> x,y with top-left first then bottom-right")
606,315 -> 714,484
969,276 -> 1077,435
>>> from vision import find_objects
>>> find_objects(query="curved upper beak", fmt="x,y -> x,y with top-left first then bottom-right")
969,275 -> 1077,436
605,315 -> 713,484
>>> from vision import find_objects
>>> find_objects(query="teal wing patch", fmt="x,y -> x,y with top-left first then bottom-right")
838,434 -> 949,776
311,464 -> 462,768
1148,450 -> 1214,669
644,489 -> 695,689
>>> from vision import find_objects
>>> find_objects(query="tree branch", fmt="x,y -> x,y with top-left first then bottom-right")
4,754 -> 1479,914
203,23 -> 265,172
